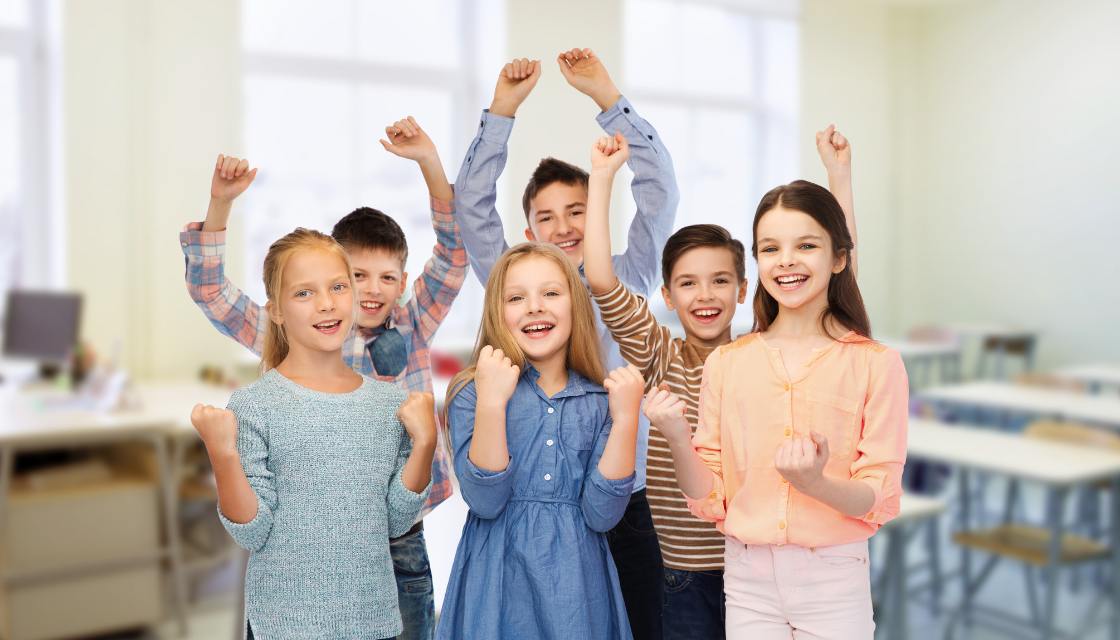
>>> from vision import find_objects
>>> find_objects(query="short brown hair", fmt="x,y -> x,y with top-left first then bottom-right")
521,157 -> 589,221
330,207 -> 408,264
661,224 -> 747,286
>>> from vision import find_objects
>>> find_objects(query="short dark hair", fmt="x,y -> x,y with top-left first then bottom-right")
661,224 -> 747,286
330,207 -> 408,264
521,157 -> 589,221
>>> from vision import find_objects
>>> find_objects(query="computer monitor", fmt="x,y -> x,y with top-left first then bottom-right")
2,290 -> 82,364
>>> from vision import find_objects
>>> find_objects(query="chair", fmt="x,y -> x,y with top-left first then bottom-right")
976,334 -> 1037,380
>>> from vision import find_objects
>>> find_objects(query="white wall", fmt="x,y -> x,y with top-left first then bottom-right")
64,0 -> 243,379
889,0 -> 1120,367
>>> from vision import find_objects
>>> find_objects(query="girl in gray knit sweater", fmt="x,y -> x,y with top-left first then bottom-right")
190,225 -> 436,639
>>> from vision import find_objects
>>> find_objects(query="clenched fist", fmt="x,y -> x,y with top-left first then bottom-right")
474,345 -> 521,406
642,383 -> 691,445
190,403 -> 238,455
603,364 -> 644,423
591,132 -> 629,175
775,431 -> 830,492
397,392 -> 437,448
210,154 -> 257,203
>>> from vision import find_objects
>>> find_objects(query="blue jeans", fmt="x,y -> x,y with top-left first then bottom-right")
390,526 -> 435,640
662,568 -> 725,640
607,489 -> 664,640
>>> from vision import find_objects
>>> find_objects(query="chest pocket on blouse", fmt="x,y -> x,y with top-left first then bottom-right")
558,404 -> 598,451
808,391 -> 859,460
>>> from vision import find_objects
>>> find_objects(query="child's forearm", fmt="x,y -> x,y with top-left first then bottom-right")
208,449 -> 259,523
203,197 -> 233,232
665,435 -> 716,500
468,401 -> 511,472
828,172 -> 857,277
584,169 -> 620,295
800,476 -> 875,517
417,153 -> 454,202
597,411 -> 638,480
400,439 -> 436,494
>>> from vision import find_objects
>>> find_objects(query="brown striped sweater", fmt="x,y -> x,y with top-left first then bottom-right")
593,280 -> 728,571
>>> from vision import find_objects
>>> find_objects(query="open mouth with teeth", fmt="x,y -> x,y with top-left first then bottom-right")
313,319 -> 343,335
359,300 -> 385,315
690,308 -> 722,325
521,322 -> 556,339
554,239 -> 582,253
775,274 -> 809,291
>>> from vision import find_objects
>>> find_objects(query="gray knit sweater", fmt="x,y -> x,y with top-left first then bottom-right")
219,369 -> 430,639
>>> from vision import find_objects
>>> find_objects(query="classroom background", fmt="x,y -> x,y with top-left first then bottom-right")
1,0 -> 1119,638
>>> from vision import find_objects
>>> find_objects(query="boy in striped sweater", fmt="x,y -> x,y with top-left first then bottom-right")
583,127 -> 856,639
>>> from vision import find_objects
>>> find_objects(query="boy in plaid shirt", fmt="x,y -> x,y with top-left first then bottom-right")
180,116 -> 465,640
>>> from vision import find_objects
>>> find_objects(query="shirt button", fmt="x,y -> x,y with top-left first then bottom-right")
623,107 -> 630,113
547,407 -> 555,414
783,383 -> 790,391
647,134 -> 654,140
544,473 -> 552,481
784,427 -> 792,437
778,521 -> 787,530
546,439 -> 554,446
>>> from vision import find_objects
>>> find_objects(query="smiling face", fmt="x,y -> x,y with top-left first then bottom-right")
500,255 -> 574,370
524,182 -> 588,267
346,247 -> 407,329
661,246 -> 748,348
754,205 -> 847,314
269,249 -> 356,356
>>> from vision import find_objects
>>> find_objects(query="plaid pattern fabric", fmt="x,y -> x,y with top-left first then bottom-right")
180,195 -> 467,513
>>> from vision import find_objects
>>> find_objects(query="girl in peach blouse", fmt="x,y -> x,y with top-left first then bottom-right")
644,180 -> 908,639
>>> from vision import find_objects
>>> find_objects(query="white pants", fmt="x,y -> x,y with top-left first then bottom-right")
724,538 -> 875,639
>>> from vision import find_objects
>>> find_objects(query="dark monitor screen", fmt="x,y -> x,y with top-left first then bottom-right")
2,290 -> 82,363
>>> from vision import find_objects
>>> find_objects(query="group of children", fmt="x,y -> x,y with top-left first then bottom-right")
185,48 -> 908,640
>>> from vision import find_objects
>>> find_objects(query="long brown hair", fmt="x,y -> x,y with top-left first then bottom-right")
750,180 -> 871,339
260,228 -> 355,371
445,243 -> 605,411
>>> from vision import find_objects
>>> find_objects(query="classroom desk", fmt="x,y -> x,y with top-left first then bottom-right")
1054,364 -> 1120,394
945,323 -> 1038,379
0,381 -> 232,636
918,381 -> 1120,430
881,338 -> 963,386
908,418 -> 1120,639
874,493 -> 947,640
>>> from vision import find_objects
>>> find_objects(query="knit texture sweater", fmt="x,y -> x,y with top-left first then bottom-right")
219,368 -> 430,639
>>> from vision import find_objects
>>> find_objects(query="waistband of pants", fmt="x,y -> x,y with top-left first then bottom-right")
389,520 -> 424,542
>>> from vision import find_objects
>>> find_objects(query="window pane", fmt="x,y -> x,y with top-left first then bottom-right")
625,0 -> 754,99
761,17 -> 799,117
0,0 -> 27,28
0,58 -> 21,291
243,0 -> 353,59
356,2 -> 461,69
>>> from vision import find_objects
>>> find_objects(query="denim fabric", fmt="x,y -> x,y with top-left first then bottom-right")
391,527 -> 435,640
663,568 -> 725,640
607,490 -> 665,640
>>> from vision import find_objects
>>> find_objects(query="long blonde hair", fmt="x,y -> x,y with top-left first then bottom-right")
445,243 -> 605,410
260,228 -> 355,371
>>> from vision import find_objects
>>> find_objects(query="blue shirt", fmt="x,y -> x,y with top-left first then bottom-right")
453,96 -> 680,489
437,368 -> 635,639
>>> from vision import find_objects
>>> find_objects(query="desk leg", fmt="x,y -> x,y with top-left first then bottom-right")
0,446 -> 12,533
960,468 -> 974,629
154,435 -> 188,635
1111,477 -> 1119,640
887,526 -> 907,640
1041,487 -> 1068,640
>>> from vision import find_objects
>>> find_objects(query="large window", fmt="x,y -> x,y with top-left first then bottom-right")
623,0 -> 800,330
241,0 -> 504,350
0,0 -> 57,307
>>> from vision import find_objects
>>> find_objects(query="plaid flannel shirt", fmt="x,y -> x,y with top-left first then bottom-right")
180,195 -> 467,514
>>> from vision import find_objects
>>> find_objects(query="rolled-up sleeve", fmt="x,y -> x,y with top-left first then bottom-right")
581,414 -> 635,533
686,348 -> 729,523
449,381 -> 516,519
851,349 -> 909,526
218,391 -> 277,552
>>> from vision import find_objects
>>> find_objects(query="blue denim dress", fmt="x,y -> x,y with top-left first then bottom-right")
437,368 -> 635,640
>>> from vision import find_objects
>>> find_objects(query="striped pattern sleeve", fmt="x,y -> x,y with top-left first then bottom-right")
592,280 -> 674,390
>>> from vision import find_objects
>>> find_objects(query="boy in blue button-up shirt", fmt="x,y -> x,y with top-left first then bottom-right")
453,47 -> 679,640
